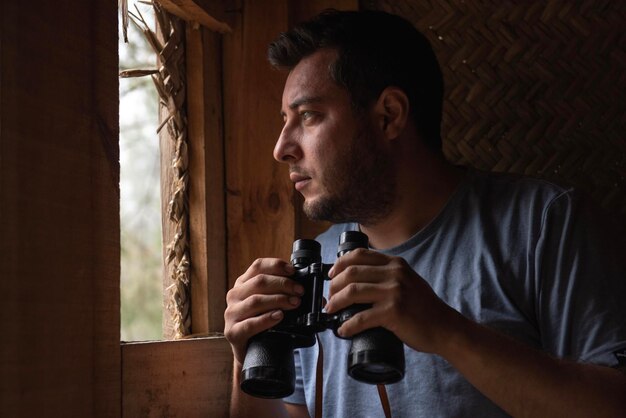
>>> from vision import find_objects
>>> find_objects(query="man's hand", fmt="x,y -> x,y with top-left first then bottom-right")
224,258 -> 305,365
324,248 -> 460,355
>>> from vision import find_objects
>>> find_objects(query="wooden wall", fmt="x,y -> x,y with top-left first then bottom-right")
0,1 -> 120,417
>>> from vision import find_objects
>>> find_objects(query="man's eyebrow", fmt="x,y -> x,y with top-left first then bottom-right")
280,96 -> 324,116
289,96 -> 324,109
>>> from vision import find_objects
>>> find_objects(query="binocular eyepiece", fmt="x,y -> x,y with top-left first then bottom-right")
240,231 -> 405,399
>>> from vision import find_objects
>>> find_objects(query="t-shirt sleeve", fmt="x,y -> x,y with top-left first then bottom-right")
283,348 -> 307,405
534,190 -> 626,367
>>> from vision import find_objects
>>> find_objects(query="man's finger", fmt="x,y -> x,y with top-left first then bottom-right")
325,282 -> 383,314
238,258 -> 295,284
226,293 -> 301,323
336,307 -> 385,338
328,264 -> 389,296
329,248 -> 389,278
225,310 -> 284,345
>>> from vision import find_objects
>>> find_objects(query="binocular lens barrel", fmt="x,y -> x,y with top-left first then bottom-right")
338,232 -> 406,385
240,333 -> 296,398
337,230 -> 369,257
347,327 -> 405,384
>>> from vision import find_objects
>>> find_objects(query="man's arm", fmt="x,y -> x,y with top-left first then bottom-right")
441,308 -> 626,418
326,249 -> 626,418
230,359 -> 310,418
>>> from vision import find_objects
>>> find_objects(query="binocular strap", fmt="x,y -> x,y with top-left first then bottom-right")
314,334 -> 392,418
315,334 -> 324,418
376,384 -> 392,418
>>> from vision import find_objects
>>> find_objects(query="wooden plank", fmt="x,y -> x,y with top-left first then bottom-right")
187,25 -> 228,334
0,0 -> 120,416
160,85 -> 179,340
223,0 -> 294,287
159,0 -> 232,33
193,0 -> 239,28
122,337 -> 233,417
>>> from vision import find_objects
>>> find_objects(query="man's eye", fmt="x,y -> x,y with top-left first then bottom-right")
301,111 -> 315,121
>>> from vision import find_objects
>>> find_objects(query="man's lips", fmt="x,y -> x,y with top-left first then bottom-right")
289,172 -> 312,191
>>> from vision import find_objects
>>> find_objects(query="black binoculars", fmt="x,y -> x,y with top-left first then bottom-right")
240,231 -> 405,398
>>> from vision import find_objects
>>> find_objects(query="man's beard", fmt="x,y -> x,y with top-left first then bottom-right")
303,124 -> 396,226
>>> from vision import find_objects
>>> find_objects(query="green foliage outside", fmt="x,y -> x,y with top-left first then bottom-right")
119,4 -> 163,341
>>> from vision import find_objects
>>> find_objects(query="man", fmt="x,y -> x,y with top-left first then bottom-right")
224,9 -> 626,418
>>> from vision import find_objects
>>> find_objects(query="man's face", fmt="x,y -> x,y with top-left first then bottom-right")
273,49 -> 395,225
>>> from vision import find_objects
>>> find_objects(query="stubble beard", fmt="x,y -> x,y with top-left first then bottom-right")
302,124 -> 396,226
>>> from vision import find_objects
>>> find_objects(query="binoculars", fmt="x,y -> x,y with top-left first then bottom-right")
240,231 -> 405,398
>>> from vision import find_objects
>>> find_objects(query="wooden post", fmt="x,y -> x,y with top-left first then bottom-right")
0,0 -> 120,416
187,25 -> 228,334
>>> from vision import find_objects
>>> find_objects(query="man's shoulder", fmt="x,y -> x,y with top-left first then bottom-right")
473,169 -> 572,193
468,169 -> 577,209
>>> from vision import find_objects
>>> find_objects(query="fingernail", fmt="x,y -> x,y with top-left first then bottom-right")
289,296 -> 300,306
337,326 -> 346,337
294,284 -> 305,295
284,264 -> 295,274
328,266 -> 335,278
270,310 -> 283,320
324,300 -> 333,313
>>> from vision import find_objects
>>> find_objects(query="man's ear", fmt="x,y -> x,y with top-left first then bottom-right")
373,87 -> 409,140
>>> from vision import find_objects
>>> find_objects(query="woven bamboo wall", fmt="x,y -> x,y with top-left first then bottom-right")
363,0 -> 625,223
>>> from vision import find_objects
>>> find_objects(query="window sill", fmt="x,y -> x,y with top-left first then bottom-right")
122,336 -> 232,417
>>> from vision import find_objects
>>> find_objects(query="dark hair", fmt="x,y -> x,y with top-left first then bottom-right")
268,9 -> 444,151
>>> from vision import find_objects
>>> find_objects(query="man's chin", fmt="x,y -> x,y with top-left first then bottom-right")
303,198 -> 349,223
302,199 -> 331,222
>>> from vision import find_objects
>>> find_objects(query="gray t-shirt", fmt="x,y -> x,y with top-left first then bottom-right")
283,170 -> 626,417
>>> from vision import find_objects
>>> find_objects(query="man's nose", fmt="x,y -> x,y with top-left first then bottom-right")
273,125 -> 302,163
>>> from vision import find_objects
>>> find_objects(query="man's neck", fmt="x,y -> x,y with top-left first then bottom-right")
360,156 -> 465,250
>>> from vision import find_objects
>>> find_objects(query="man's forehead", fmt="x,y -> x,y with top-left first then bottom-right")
281,49 -> 340,109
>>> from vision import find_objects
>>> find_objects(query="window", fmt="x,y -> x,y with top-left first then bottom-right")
119,2 -> 162,341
